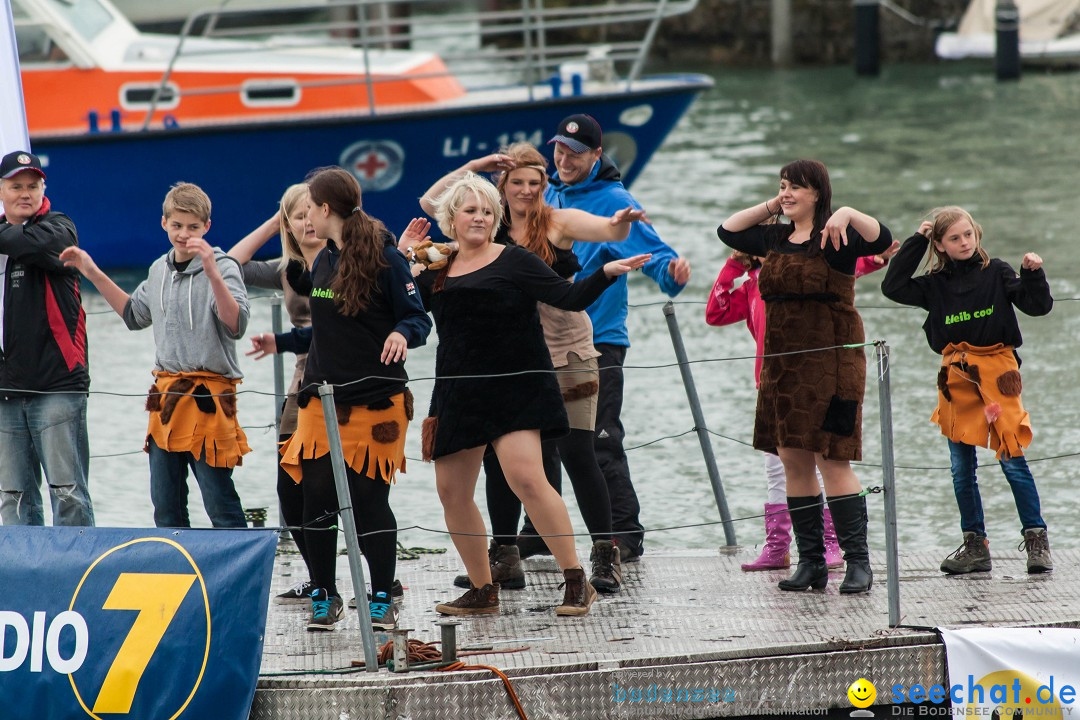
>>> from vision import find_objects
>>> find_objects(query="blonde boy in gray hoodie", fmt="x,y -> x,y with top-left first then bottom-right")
61,182 -> 250,528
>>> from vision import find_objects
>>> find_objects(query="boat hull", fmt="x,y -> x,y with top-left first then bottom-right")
34,77 -> 710,268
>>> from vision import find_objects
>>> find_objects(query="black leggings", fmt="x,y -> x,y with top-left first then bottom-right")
276,434 -> 312,579
486,428 -> 612,544
301,453 -> 396,599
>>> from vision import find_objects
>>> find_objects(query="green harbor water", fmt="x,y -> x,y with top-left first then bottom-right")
79,62 -> 1080,559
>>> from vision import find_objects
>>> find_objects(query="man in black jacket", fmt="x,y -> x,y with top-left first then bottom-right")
0,150 -> 94,525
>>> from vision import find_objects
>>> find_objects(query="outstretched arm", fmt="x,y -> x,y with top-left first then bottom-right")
551,206 -> 648,246
59,246 -> 131,318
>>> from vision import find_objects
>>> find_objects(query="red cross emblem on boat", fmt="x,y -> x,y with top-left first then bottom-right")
340,140 -> 405,192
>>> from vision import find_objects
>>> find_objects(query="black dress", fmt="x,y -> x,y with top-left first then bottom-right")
420,244 -> 614,459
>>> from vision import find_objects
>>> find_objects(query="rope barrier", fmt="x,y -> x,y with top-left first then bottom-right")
269,489 -> 883,543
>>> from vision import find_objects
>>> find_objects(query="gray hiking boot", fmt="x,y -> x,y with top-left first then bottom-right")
453,540 -> 526,589
940,532 -> 992,575
1020,528 -> 1053,574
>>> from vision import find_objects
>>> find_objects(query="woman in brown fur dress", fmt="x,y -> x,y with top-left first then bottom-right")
717,159 -> 892,595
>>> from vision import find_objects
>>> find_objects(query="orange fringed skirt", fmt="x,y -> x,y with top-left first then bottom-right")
145,370 -> 250,468
931,342 -> 1032,460
279,392 -> 409,485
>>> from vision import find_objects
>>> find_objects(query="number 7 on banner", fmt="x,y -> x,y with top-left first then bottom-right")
93,573 -> 197,714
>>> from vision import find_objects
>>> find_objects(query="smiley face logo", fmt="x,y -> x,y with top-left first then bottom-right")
848,678 -> 876,708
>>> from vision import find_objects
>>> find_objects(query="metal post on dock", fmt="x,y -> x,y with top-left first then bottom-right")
270,296 -> 288,536
270,296 -> 285,432
876,343 -> 901,628
995,0 -> 1021,81
662,302 -> 736,546
770,0 -> 793,67
318,383 -> 380,672
854,0 -> 881,76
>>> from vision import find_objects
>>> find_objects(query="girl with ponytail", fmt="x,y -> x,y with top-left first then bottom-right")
255,166 -> 431,633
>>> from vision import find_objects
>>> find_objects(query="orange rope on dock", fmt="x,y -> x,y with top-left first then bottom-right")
437,661 -> 528,720
348,639 -> 529,719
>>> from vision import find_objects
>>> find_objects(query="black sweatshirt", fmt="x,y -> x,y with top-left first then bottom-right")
276,235 -> 431,406
880,233 -> 1053,363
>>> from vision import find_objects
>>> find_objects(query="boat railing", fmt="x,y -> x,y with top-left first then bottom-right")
142,0 -> 698,129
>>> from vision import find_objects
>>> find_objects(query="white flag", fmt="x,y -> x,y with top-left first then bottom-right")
940,627 -> 1080,716
0,0 -> 30,152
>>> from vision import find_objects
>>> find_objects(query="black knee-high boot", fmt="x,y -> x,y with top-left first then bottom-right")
827,493 -> 873,594
778,495 -> 828,591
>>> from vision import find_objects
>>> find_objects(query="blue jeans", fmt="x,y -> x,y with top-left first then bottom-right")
147,437 -> 246,528
0,393 -> 94,526
948,440 -> 1045,536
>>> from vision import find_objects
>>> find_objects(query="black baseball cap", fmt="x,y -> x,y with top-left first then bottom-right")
0,151 -> 45,180
547,114 -> 602,153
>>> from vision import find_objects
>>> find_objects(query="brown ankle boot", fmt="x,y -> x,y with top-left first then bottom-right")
556,568 -> 596,617
435,583 -> 500,616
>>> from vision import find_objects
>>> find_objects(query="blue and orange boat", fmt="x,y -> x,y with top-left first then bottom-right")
10,0 -> 711,267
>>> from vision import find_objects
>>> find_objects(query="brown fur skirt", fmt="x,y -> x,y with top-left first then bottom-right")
754,251 -> 865,461
279,393 -> 408,485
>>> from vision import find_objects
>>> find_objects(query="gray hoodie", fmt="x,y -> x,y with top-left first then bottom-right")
124,248 -> 249,379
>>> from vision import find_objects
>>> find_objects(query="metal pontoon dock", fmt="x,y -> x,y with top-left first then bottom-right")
252,545 -> 1077,719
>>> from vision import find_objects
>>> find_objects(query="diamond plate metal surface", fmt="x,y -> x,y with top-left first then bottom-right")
251,546 -> 1079,719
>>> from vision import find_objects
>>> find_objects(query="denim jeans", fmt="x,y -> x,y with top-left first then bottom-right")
147,437 -> 246,528
948,439 -> 1045,536
0,393 -> 94,526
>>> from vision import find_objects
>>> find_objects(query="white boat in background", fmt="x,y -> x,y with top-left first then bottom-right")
936,0 -> 1080,65
110,0 -> 331,28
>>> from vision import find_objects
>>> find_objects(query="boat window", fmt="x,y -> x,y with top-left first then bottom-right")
43,0 -> 113,42
241,80 -> 300,108
119,83 -> 181,111
14,26 -> 71,64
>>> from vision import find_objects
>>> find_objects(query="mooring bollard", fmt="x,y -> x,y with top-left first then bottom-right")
854,0 -> 881,76
318,382 -> 380,672
438,620 -> 460,663
244,507 -> 267,528
876,343 -> 901,628
662,302 -> 736,546
390,628 -> 412,673
995,0 -> 1021,80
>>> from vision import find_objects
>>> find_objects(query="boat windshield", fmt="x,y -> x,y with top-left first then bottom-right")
41,0 -> 113,42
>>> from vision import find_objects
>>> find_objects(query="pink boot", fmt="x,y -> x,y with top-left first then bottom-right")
741,503 -> 791,571
823,506 -> 844,568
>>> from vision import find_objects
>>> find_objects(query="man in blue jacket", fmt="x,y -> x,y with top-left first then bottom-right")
518,114 -> 690,561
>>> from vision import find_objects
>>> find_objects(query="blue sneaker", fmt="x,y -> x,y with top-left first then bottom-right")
369,591 -> 398,630
307,588 -> 344,632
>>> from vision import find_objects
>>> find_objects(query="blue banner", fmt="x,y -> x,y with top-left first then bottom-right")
0,528 -> 277,720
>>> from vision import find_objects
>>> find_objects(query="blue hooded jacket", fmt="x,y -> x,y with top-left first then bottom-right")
545,154 -> 685,347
